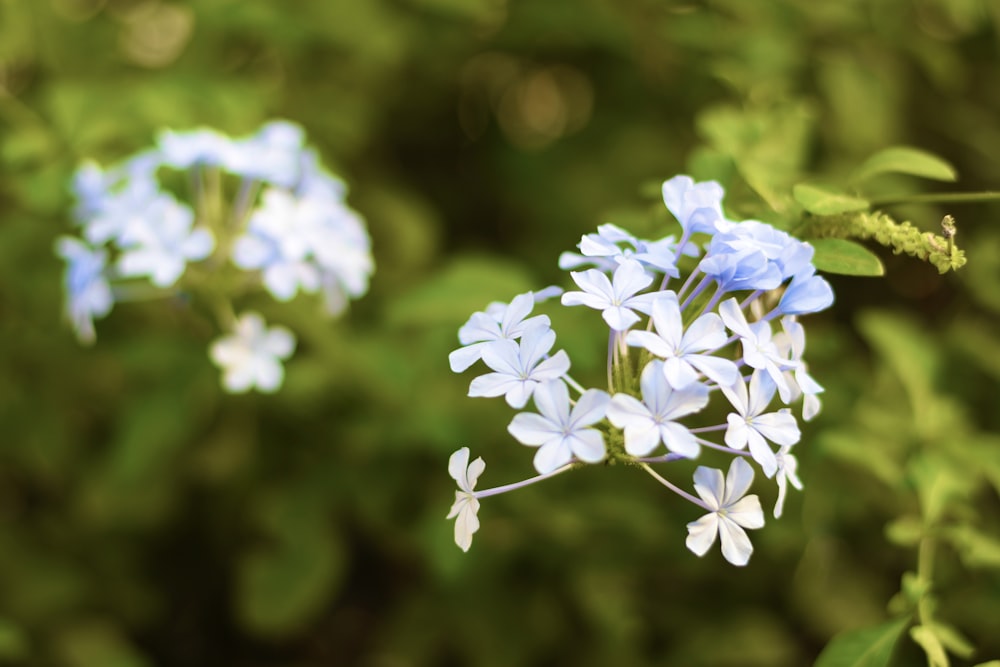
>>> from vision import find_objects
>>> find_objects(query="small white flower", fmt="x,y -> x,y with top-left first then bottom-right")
719,298 -> 796,402
606,360 -> 709,457
508,380 -> 610,473
209,312 -> 295,393
446,447 -> 486,552
685,457 -> 765,566
117,196 -> 214,287
773,445 -> 803,519
468,322 -> 571,408
720,370 -> 800,477
561,259 -> 656,331
449,291 -> 553,373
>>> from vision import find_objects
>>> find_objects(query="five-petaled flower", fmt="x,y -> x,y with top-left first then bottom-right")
561,258 -> 657,331
685,457 -> 765,566
210,312 -> 296,393
467,322 -> 571,408
508,380 -> 610,473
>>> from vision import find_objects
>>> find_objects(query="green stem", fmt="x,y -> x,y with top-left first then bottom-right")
868,191 -> 1000,207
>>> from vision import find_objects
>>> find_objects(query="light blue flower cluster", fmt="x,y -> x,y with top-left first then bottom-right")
447,175 -> 833,564
56,121 -> 374,393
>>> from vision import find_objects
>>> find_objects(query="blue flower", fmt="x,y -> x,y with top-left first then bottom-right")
661,175 -> 725,235
719,298 -> 796,402
777,266 -> 834,315
54,237 -> 114,344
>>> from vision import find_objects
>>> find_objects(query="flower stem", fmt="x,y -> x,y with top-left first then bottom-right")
639,462 -> 708,509
868,191 -> 1000,207
474,464 -> 574,499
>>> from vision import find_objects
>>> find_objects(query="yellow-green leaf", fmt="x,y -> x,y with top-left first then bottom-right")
854,147 -> 957,182
810,238 -> 885,276
794,184 -> 870,215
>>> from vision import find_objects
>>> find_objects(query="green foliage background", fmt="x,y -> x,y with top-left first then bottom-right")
1,0 -> 999,665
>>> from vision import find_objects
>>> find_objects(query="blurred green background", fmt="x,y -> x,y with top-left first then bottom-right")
2,1 -> 1000,665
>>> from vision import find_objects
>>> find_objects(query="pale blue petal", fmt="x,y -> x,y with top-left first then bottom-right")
449,343 -> 488,373
692,466 -> 724,510
606,394 -> 650,429
569,429 -> 606,463
718,516 -> 753,566
723,457 -> 756,504
650,294 -> 683,348
508,412 -> 557,446
468,372 -> 519,399
602,305 -> 640,331
685,513 -> 719,556
532,380 -> 569,424
532,350 -> 571,381
623,423 -> 661,456
688,355 -> 740,386
626,330 -> 674,358
746,430 -> 778,478
660,422 -> 700,458
728,495 -> 765,529
534,439 -> 572,474
681,312 -> 727,352
570,389 -> 610,428
753,410 -> 801,446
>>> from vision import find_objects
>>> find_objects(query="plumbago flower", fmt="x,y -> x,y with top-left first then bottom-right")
55,120 -> 374,393
446,174 -> 834,566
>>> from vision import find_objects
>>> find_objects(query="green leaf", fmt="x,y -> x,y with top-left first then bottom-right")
810,238 -> 885,276
854,147 -> 958,182
794,184 -> 870,215
814,617 -> 910,667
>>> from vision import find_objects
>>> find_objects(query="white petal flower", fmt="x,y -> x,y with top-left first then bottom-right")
626,292 -> 738,388
210,312 -> 296,393
719,298 -> 796,402
117,196 -> 214,287
468,322 -> 571,408
508,380 -> 610,473
449,290 -> 554,373
446,447 -> 486,552
720,370 -> 801,477
606,360 -> 709,457
773,446 -> 803,519
561,259 -> 656,331
685,457 -> 765,566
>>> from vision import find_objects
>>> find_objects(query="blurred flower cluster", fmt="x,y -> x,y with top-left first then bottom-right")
56,121 -> 374,393
447,175 -> 834,564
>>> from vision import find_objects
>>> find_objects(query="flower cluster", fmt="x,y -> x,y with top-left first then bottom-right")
56,121 -> 374,393
446,175 -> 833,564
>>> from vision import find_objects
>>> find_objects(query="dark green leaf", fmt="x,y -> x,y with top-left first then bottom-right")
814,617 -> 910,667
810,238 -> 885,276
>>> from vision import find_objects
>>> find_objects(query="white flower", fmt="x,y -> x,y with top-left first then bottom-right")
561,259 -> 656,331
685,457 -> 765,566
117,195 -> 214,287
625,292 -> 738,388
209,312 -> 296,393
606,360 -> 709,457
774,317 -> 824,421
468,322 -> 571,408
508,380 -> 610,473
446,447 -> 485,552
773,445 -> 803,519
720,370 -> 800,477
449,290 -> 553,373
719,298 -> 796,402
